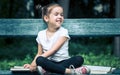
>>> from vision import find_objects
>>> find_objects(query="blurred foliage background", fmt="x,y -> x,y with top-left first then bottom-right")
0,0 -> 120,70
0,0 -> 115,18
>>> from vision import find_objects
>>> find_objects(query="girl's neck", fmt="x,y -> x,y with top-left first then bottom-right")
46,27 -> 60,39
47,27 -> 60,33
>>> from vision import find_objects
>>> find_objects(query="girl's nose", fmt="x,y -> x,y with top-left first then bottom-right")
58,14 -> 63,18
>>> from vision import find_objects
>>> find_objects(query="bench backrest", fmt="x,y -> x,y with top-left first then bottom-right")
0,19 -> 120,36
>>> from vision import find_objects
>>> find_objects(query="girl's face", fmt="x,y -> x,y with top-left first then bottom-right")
44,6 -> 64,29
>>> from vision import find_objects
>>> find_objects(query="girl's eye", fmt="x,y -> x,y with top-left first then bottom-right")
61,13 -> 63,16
54,13 -> 63,17
54,13 -> 59,16
54,13 -> 58,16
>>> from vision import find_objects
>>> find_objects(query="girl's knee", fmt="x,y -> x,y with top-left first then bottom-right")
75,56 -> 84,64
36,56 -> 45,65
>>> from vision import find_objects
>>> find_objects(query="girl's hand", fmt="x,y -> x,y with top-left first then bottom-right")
23,64 -> 36,72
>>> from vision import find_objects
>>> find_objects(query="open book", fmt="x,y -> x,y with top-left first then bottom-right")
10,66 -> 30,71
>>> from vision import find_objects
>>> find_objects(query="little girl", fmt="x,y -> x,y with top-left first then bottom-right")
24,3 -> 90,75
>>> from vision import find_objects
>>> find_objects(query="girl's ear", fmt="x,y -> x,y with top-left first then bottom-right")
44,15 -> 49,22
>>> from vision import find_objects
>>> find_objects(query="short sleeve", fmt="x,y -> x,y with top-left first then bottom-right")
60,28 -> 70,40
36,33 -> 41,44
36,30 -> 44,44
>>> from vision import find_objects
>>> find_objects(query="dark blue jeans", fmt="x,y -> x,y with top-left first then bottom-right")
36,56 -> 84,74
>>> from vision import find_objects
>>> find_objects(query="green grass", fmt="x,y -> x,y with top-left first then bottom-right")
0,54 -> 33,70
81,53 -> 120,68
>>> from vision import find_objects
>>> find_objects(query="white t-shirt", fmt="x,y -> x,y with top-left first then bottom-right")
36,27 -> 70,62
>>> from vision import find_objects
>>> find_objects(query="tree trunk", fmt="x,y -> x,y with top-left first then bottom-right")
114,0 -> 120,57
58,0 -> 70,18
9,0 -> 14,18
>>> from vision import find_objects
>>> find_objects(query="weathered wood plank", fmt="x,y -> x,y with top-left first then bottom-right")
0,70 -> 40,75
0,19 -> 120,36
86,65 -> 115,74
0,19 -> 45,36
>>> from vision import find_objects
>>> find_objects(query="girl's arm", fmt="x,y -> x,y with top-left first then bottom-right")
41,36 -> 68,57
30,44 -> 43,67
24,44 -> 43,71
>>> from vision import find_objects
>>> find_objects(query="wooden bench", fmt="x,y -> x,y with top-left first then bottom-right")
0,19 -> 120,55
0,18 -> 120,75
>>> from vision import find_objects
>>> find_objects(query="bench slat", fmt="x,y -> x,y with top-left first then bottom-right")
0,19 -> 120,36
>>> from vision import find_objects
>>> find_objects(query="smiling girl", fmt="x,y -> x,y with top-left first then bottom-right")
24,3 -> 90,75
